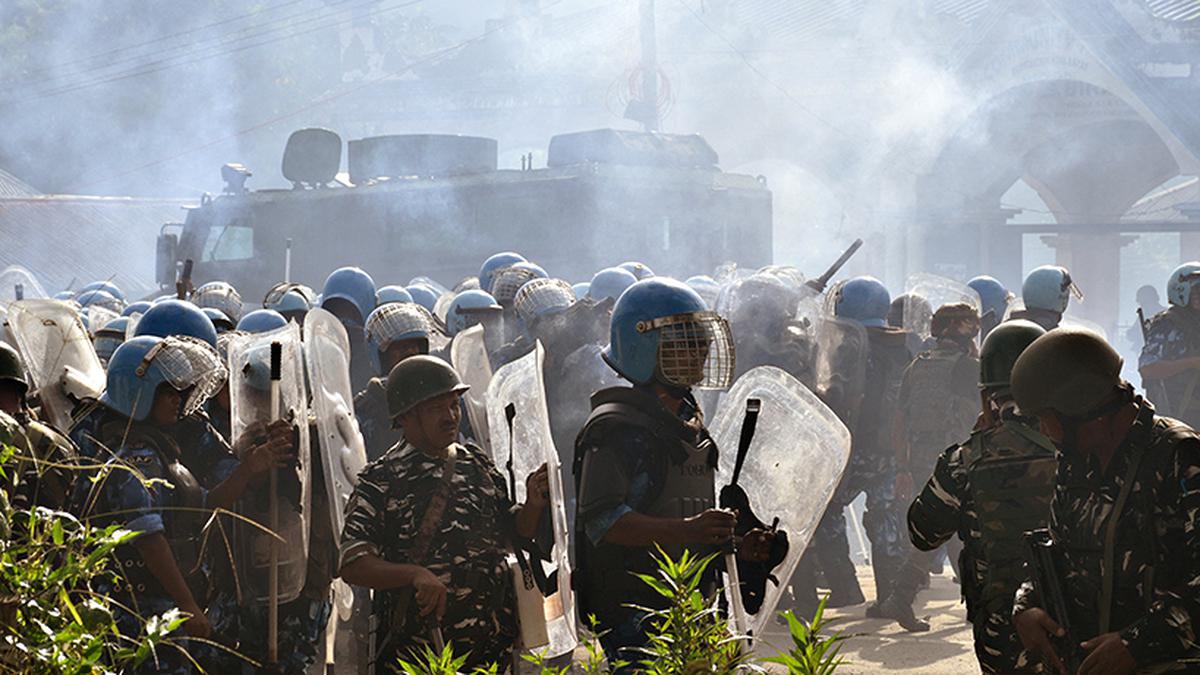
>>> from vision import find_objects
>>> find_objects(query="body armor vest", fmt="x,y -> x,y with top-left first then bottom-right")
960,416 -> 1056,618
574,386 -> 717,626
99,421 -> 208,600
903,345 -> 978,466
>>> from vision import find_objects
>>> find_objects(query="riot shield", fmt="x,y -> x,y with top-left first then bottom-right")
814,315 -> 868,430
903,273 -> 981,340
709,365 -> 851,638
451,324 -> 494,453
0,266 -> 47,306
7,300 -> 105,432
227,323 -> 312,605
304,308 -> 368,536
486,343 -> 578,658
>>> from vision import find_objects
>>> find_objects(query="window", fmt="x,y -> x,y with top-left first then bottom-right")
202,222 -> 254,262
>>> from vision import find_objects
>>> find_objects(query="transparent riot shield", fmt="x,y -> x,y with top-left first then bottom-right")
7,299 -> 105,432
227,323 -> 312,605
0,266 -> 48,306
814,315 -> 868,430
486,343 -> 578,658
451,324 -> 494,453
903,273 -> 981,340
81,306 -> 119,337
709,365 -> 851,638
304,308 -> 368,536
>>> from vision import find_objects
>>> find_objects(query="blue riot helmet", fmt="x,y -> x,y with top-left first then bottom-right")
1167,262 -> 1200,307
76,289 -> 123,313
54,290 -> 75,301
1022,265 -> 1080,314
201,307 -> 236,334
192,281 -> 244,323
968,276 -> 1011,318
122,300 -> 152,317
491,263 -> 547,308
572,282 -> 590,299
406,284 -> 440,312
365,302 -> 435,375
589,267 -> 638,303
377,285 -> 414,306
603,277 -> 735,389
514,278 -> 576,325
686,275 -> 721,309
618,261 -> 655,280
133,299 -> 219,348
80,280 -> 125,303
236,309 -> 288,334
320,266 -> 377,325
101,335 -> 227,422
478,251 -> 526,293
834,276 -> 891,328
93,316 -> 130,365
262,282 -> 313,324
446,289 -> 502,337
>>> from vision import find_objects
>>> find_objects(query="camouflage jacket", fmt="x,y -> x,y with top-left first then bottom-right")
1012,399 -> 1200,665
339,441 -> 518,671
1,410 -> 78,512
908,404 -> 1056,622
897,340 -> 979,472
1139,306 -> 1200,425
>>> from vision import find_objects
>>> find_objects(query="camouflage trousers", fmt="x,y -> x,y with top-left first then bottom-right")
974,610 -> 1044,674
207,590 -> 332,674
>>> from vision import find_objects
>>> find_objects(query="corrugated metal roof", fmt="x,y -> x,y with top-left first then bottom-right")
1143,0 -> 1200,22
0,195 -> 191,297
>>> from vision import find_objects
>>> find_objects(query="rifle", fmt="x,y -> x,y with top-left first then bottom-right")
1024,528 -> 1081,674
805,238 -> 863,293
175,258 -> 194,300
718,399 -> 789,625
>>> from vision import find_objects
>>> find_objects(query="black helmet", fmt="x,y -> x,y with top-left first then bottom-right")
979,320 -> 1045,390
1011,328 -> 1123,418
386,355 -> 469,420
0,342 -> 27,394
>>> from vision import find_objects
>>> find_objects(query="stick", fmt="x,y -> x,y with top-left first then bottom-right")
284,238 -> 293,284
268,341 -> 282,664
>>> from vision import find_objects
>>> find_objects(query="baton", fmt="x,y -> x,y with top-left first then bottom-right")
268,341 -> 282,664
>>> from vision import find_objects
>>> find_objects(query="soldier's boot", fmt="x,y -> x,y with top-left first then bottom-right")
811,510 -> 865,608
872,560 -> 931,632
787,553 -> 821,620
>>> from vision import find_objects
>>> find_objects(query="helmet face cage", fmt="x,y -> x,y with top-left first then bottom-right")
492,267 -> 539,305
514,279 -> 575,324
194,283 -> 243,320
140,336 -> 227,417
1061,272 -> 1084,302
367,303 -> 434,349
263,282 -> 315,308
641,311 -> 735,390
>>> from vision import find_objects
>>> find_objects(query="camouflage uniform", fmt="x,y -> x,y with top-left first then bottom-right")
1,409 -> 78,512
1139,306 -> 1200,428
1012,398 -> 1200,670
906,403 -> 1056,673
340,441 -> 518,673
355,378 -> 404,463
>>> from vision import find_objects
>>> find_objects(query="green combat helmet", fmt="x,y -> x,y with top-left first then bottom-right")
0,343 -> 27,395
979,320 -> 1045,392
1011,328 -> 1123,419
386,355 -> 469,422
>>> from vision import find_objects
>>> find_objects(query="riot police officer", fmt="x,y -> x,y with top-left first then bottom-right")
355,302 -> 436,460
320,267 -> 378,394
573,277 -> 771,663
967,275 -> 1012,340
0,341 -> 77,512
1012,329 -> 1200,674
1009,265 -> 1078,331
1139,261 -> 1200,427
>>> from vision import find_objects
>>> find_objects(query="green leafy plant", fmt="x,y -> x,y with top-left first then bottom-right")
397,642 -> 498,675
765,596 -> 852,675
629,547 -> 757,675
0,445 -> 190,673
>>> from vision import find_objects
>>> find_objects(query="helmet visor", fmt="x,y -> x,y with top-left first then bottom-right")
142,336 -> 227,417
647,311 -> 735,390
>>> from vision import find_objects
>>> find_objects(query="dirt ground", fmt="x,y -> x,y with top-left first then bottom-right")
755,565 -> 979,674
